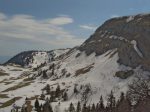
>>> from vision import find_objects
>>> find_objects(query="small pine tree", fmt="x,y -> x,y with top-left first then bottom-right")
55,84 -> 61,98
76,101 -> 81,112
69,103 -> 75,112
25,97 -> 28,101
34,98 -> 39,111
99,95 -> 104,110
40,91 -> 45,100
107,91 -> 116,112
43,101 -> 53,112
95,103 -> 99,112
43,70 -> 48,79
116,93 -> 131,112
46,97 -> 50,102
52,63 -> 55,75
50,91 -> 55,102
82,103 -> 87,112
74,85 -> 78,94
46,84 -> 51,94
91,103 -> 96,112
120,92 -> 125,102
63,92 -> 68,101
40,104 -> 43,112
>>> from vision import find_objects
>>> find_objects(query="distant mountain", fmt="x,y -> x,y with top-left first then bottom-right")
4,49 -> 70,68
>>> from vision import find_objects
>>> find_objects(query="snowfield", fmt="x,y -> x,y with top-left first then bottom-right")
0,48 -> 149,112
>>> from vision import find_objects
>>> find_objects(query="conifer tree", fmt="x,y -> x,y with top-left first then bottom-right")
63,92 -> 68,101
74,85 -> 78,94
43,70 -> 48,79
120,92 -> 125,102
43,101 -> 53,112
40,104 -> 43,112
107,91 -> 116,112
40,91 -> 45,100
46,84 -> 51,94
99,95 -> 104,110
76,101 -> 81,112
116,93 -> 131,112
52,63 -> 55,75
55,84 -> 60,98
82,103 -> 87,112
91,103 -> 96,112
50,91 -> 55,102
34,98 -> 40,111
95,103 -> 99,112
69,103 -> 75,112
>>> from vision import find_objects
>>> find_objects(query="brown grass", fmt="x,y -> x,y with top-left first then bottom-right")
0,94 -> 9,98
23,78 -> 33,82
75,63 -> 94,77
10,69 -> 22,71
2,82 -> 32,92
0,79 -> 7,83
0,71 -> 9,76
0,97 -> 21,108
4,81 -> 14,85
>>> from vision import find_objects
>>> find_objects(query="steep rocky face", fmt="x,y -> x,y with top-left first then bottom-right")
79,14 -> 150,70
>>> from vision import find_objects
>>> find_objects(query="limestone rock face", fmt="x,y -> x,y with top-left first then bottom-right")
79,14 -> 150,70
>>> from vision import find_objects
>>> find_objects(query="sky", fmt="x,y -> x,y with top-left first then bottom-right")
0,0 -> 150,58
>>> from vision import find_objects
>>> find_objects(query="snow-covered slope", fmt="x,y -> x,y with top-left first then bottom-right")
0,13 -> 150,112
0,49 -> 148,112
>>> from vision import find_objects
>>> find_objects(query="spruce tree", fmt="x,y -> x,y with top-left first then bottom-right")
76,101 -> 81,112
99,95 -> 104,110
46,84 -> 51,94
50,91 -> 55,102
43,101 -> 53,112
107,91 -> 116,112
43,70 -> 48,79
34,98 -> 40,111
63,92 -> 68,101
120,92 -> 125,102
116,93 -> 131,112
74,85 -> 78,94
55,84 -> 60,98
82,103 -> 87,112
91,103 -> 96,112
40,91 -> 45,100
52,63 -> 55,76
69,103 -> 75,112
95,103 -> 99,112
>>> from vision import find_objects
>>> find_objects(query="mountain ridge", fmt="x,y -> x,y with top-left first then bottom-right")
0,13 -> 150,112
79,13 -> 150,70
4,49 -> 70,68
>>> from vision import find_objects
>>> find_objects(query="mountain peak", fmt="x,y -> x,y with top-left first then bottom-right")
79,13 -> 150,70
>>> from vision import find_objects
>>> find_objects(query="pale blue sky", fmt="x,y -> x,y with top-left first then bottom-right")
0,0 -> 150,57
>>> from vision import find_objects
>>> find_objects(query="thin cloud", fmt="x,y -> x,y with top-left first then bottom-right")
47,16 -> 73,26
0,12 -> 84,50
79,25 -> 97,31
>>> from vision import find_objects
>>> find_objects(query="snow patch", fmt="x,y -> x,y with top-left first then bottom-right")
126,16 -> 134,22
131,40 -> 143,58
